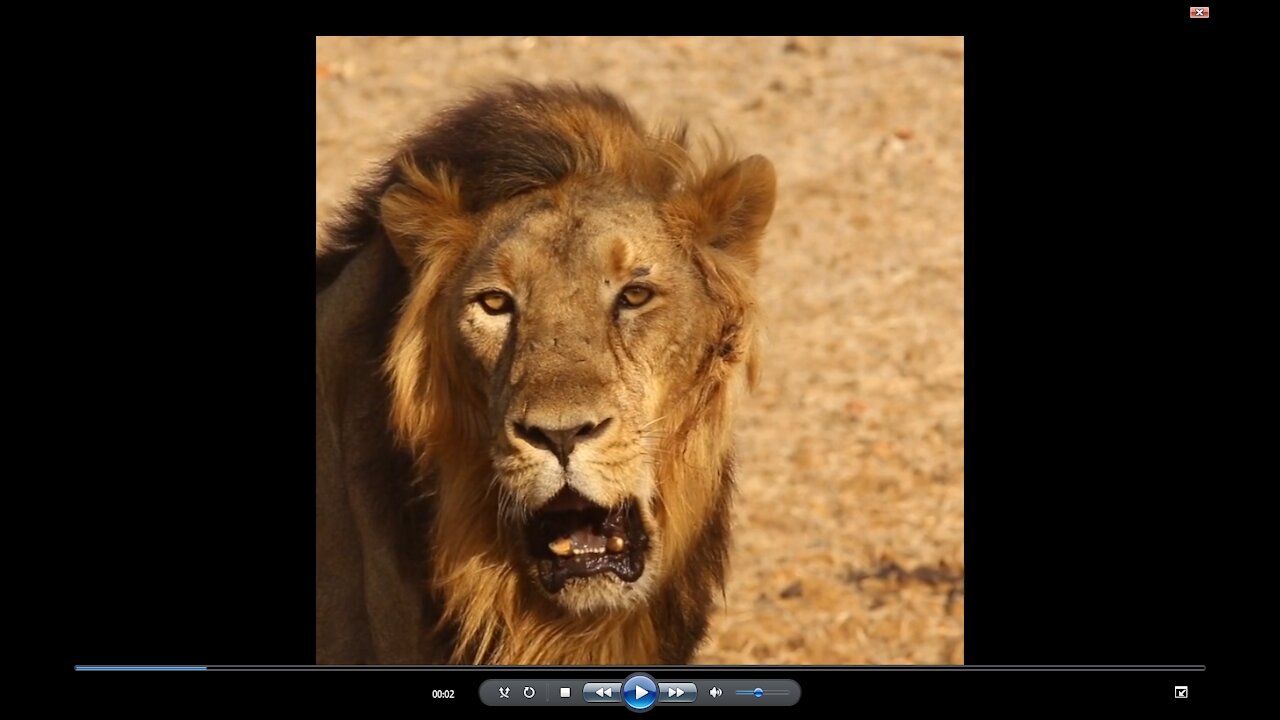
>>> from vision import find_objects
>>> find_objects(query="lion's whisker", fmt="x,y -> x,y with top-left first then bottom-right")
637,415 -> 670,431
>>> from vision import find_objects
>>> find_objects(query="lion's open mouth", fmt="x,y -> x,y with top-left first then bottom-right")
526,487 -> 649,593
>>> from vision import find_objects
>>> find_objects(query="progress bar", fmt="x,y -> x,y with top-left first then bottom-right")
76,666 -> 208,671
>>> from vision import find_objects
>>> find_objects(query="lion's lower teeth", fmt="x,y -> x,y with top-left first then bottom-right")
550,534 -> 613,558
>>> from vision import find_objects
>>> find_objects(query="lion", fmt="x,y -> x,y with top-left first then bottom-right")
316,82 -> 776,664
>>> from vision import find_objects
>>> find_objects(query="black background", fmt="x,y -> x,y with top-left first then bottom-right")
63,4 -> 1223,706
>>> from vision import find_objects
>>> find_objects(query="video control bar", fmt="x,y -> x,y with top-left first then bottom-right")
480,673 -> 801,709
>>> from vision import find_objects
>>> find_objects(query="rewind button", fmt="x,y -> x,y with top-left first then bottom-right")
583,682 -> 622,703
657,682 -> 698,703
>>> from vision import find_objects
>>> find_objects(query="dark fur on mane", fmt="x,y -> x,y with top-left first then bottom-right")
316,81 -> 688,294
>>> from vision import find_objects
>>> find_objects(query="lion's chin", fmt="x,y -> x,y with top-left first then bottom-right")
539,571 -> 660,615
523,487 -> 655,606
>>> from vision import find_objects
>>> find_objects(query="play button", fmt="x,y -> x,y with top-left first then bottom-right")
622,673 -> 657,711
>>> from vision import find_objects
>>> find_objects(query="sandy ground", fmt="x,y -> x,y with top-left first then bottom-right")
316,36 -> 964,664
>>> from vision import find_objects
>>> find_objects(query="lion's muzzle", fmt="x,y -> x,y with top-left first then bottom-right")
512,417 -> 613,468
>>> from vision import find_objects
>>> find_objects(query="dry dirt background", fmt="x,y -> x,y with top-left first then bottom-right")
316,36 -> 964,664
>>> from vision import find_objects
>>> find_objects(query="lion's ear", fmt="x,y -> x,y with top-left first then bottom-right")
666,154 -> 776,273
379,161 -> 471,271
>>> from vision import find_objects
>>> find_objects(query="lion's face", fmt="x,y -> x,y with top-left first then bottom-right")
449,182 -> 720,612
377,94 -> 775,644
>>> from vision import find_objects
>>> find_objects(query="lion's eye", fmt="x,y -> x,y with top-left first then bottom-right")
618,285 -> 654,309
478,291 -> 513,315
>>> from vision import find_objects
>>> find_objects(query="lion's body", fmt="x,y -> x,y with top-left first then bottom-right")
316,83 -> 774,664
316,237 -> 430,662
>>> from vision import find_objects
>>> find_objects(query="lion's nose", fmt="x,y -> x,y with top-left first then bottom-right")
513,418 -> 613,468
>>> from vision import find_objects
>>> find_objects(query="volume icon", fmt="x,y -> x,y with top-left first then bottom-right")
709,687 -> 723,698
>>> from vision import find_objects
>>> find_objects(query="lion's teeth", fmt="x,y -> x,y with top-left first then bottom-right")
553,535 -> 619,557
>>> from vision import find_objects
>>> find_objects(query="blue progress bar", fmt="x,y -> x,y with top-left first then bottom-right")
76,666 -> 207,671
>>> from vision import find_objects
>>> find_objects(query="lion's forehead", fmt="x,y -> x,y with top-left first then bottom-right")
478,190 -> 671,277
